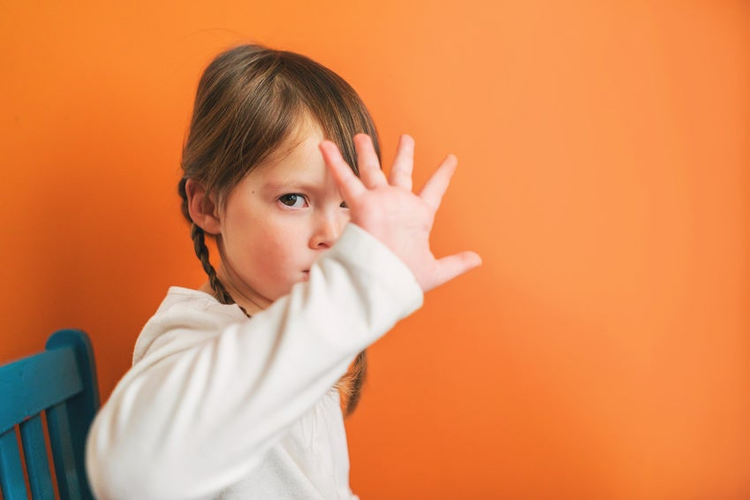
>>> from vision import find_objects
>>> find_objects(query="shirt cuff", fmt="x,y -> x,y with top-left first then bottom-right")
328,223 -> 424,314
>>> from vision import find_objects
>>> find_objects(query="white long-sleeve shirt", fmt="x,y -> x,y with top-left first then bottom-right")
85,224 -> 423,499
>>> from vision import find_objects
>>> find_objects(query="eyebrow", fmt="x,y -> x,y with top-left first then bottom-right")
262,180 -> 323,194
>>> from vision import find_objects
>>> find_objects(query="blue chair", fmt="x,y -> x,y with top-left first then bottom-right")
0,329 -> 100,499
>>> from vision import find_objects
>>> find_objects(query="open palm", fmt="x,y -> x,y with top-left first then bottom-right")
319,134 -> 481,292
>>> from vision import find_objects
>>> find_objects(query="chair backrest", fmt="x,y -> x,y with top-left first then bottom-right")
0,329 -> 100,500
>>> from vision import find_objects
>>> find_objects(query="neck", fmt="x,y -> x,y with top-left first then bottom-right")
198,264 -> 269,316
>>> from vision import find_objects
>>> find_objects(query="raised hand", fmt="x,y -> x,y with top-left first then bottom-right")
319,134 -> 481,293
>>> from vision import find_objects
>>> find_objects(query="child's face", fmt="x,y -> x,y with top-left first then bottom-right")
216,123 -> 350,313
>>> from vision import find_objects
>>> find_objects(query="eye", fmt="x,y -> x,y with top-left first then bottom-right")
278,193 -> 307,208
340,201 -> 349,209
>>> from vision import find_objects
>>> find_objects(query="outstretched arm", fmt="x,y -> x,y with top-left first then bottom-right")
320,134 -> 482,292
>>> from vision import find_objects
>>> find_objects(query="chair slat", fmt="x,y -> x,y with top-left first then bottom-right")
0,348 -> 82,435
47,330 -> 99,500
47,403 -> 81,500
0,429 -> 28,500
19,415 -> 54,499
0,330 -> 99,500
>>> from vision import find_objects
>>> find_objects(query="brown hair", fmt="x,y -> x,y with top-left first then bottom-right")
177,44 -> 380,416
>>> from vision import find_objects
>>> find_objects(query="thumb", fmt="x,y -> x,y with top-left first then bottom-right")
421,251 -> 482,292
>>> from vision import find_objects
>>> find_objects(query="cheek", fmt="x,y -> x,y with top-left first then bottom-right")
248,224 -> 305,269
257,220 -> 301,249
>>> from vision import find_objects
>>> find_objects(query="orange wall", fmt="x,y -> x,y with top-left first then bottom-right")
2,1 -> 749,498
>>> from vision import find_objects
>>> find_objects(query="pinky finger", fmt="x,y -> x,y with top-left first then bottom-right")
320,140 -> 367,201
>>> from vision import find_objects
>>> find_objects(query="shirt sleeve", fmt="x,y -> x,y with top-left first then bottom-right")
85,224 -> 422,500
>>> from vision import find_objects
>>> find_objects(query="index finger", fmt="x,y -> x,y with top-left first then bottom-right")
319,140 -> 367,201
419,154 -> 458,210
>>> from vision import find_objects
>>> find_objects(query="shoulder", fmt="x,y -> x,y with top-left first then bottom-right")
132,286 -> 247,365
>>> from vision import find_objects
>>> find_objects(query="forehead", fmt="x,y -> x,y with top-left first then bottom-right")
250,122 -> 326,182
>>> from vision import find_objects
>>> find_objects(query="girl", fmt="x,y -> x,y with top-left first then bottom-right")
86,44 -> 480,499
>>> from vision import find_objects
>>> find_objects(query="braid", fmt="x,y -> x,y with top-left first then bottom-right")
337,350 -> 368,416
190,222 -> 250,317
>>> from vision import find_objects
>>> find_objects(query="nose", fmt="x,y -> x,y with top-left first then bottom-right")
309,210 -> 346,249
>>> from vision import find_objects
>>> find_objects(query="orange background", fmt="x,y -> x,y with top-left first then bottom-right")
2,1 -> 749,498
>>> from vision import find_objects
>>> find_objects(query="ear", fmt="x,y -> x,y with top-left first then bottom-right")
185,179 -> 221,235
